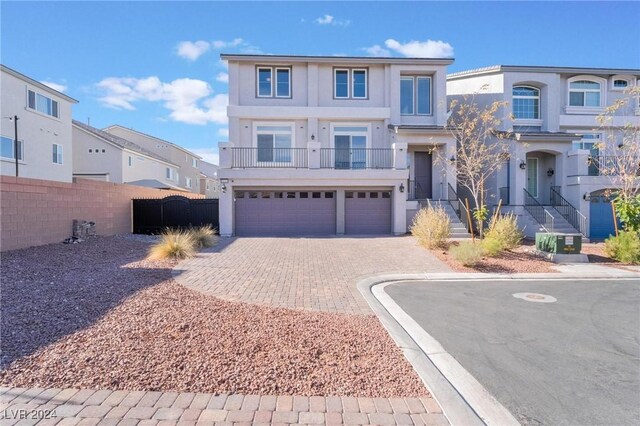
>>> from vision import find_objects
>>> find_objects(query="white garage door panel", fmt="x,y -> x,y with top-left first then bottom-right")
235,191 -> 336,236
345,191 -> 392,235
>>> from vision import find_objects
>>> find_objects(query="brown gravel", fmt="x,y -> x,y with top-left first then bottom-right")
0,236 -> 426,397
431,240 -> 556,273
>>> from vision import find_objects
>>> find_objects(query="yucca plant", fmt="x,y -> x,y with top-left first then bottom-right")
148,229 -> 197,260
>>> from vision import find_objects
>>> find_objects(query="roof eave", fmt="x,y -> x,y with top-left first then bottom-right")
221,53 -> 454,66
1,64 -> 79,103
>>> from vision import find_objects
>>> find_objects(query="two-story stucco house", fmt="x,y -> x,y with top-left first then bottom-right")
197,160 -> 221,199
72,120 -> 185,190
1,65 -> 78,182
447,65 -> 640,239
102,125 -> 202,194
217,54 -> 458,237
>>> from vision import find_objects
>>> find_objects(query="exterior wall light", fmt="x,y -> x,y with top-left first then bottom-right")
547,168 -> 554,177
449,155 -> 456,164
311,134 -> 315,141
583,192 -> 591,201
519,161 -> 527,170
399,183 -> 405,193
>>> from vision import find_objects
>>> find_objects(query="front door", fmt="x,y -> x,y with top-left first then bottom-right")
414,152 -> 432,199
527,158 -> 538,198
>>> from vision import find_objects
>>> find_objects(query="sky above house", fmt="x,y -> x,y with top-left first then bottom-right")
2,1 -> 639,165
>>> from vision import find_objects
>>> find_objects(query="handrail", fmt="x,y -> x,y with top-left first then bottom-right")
447,183 -> 474,235
523,188 -> 554,232
550,186 -> 587,236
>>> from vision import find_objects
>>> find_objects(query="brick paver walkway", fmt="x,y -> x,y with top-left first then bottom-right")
0,387 -> 449,425
173,236 -> 451,315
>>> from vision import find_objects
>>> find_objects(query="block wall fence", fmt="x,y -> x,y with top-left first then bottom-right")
0,176 -> 203,251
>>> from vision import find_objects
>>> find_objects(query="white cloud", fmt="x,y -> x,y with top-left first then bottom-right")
215,72 -> 229,83
40,81 -> 67,93
188,147 -> 219,165
314,14 -> 350,27
217,128 -> 229,138
96,76 -> 228,125
211,38 -> 244,49
176,40 -> 210,61
384,39 -> 454,58
363,45 -> 391,57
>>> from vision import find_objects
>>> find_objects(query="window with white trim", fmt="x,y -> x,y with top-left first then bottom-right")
185,177 -> 192,188
28,90 -> 59,118
166,167 -> 173,180
569,80 -> 601,107
255,124 -> 293,163
192,158 -> 197,167
400,76 -> 431,115
572,133 -> 601,152
512,86 -> 540,119
256,67 -> 290,98
332,125 -> 369,169
52,144 -> 63,164
128,156 -> 132,166
1,136 -> 23,160
334,68 -> 367,99
613,79 -> 629,89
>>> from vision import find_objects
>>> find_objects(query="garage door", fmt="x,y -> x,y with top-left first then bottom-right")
235,190 -> 336,236
590,195 -> 618,240
345,191 -> 392,234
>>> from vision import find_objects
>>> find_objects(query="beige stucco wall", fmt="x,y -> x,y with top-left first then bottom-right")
72,126 -> 123,182
0,70 -> 75,182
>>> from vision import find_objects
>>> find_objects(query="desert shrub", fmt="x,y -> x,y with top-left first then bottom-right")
481,236 -> 503,257
148,229 -> 197,260
410,206 -> 451,249
604,231 -> 640,264
190,225 -> 218,248
450,241 -> 484,266
485,213 -> 523,250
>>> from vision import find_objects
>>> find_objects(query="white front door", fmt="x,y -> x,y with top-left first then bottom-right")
527,158 -> 538,197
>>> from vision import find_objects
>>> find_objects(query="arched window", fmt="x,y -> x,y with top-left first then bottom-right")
569,80 -> 601,107
512,86 -> 540,119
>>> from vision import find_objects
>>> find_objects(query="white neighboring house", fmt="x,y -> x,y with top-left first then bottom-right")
102,125 -> 202,194
72,120 -> 184,190
447,65 -> 640,239
218,54 -> 458,237
197,160 -> 221,198
1,64 -> 78,182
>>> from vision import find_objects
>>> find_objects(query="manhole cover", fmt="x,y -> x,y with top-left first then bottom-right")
512,292 -> 557,303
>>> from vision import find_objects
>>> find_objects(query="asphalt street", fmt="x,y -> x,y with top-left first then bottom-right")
386,278 -> 640,426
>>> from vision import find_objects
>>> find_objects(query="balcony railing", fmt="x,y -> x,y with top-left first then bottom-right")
587,155 -> 640,176
231,148 -> 308,168
320,148 -> 393,170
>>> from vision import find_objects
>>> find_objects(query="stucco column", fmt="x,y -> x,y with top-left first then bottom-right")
218,183 -> 233,237
393,183 -> 407,235
219,142 -> 234,169
392,142 -> 408,170
308,141 -> 321,169
336,189 -> 345,235
510,143 -> 527,210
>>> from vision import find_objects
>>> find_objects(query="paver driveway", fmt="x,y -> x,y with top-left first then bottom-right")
173,236 -> 450,315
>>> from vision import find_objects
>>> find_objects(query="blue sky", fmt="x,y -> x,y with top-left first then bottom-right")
2,1 -> 639,164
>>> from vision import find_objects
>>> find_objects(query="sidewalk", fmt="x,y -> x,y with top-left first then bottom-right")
0,387 -> 448,425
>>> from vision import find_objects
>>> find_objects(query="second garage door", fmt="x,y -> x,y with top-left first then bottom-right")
235,190 -> 336,236
345,191 -> 392,235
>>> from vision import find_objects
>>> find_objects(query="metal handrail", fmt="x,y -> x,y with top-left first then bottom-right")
231,147 -> 308,168
550,186 -> 587,236
319,148 -> 393,169
447,183 -> 474,235
523,188 -> 554,232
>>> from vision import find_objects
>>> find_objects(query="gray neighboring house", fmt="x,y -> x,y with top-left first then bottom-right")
72,120 -> 184,190
103,125 -> 202,194
198,160 -> 221,198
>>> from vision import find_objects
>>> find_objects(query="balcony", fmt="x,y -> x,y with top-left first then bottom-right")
231,147 -> 308,168
587,155 -> 640,176
320,148 -> 393,170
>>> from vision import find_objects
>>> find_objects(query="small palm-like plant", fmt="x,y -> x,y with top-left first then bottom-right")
190,225 -> 218,248
148,229 -> 197,260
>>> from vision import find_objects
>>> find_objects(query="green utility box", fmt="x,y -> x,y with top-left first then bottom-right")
536,233 -> 583,254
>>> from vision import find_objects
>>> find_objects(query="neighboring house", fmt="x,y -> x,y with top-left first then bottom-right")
197,160 -> 221,198
217,54 -> 457,237
1,64 -> 78,182
447,65 -> 640,239
102,125 -> 202,193
72,120 -> 184,190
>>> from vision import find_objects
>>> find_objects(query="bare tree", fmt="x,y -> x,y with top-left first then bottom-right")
445,91 -> 511,237
595,85 -> 640,230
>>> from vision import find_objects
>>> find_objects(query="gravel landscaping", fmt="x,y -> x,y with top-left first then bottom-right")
0,236 -> 427,397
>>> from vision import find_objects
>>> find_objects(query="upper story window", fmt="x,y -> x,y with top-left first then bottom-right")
334,68 -> 367,99
128,156 -> 132,166
512,86 -> 540,119
613,80 -> 628,89
572,133 -> 601,152
569,80 -> 601,107
1,136 -> 24,161
166,167 -> 173,180
257,66 -> 291,98
255,124 -> 293,163
192,158 -> 197,167
185,177 -> 192,189
28,90 -> 59,118
400,76 -> 431,115
52,144 -> 63,164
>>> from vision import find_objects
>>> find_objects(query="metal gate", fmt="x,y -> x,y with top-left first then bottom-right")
132,195 -> 219,234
